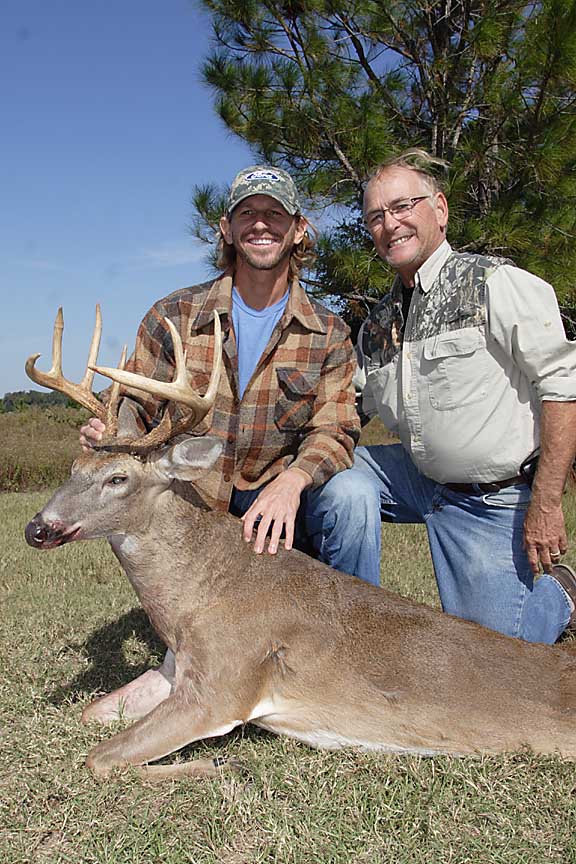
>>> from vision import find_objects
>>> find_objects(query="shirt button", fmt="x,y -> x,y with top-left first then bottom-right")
223,474 -> 231,483
227,435 -> 234,444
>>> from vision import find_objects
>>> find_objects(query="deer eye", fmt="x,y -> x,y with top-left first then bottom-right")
107,475 -> 128,486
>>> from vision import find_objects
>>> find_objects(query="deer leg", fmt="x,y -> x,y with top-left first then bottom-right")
82,650 -> 175,725
86,686 -> 244,779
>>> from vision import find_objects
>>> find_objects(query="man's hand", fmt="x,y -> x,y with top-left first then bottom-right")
241,467 -> 312,555
523,401 -> 576,575
79,417 -> 106,450
523,496 -> 568,575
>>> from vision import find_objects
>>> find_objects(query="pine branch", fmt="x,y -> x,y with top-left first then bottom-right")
335,12 -> 401,118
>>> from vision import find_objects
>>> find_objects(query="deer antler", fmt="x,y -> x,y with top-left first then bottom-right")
91,313 -> 223,454
26,307 -> 222,454
25,306 -> 110,421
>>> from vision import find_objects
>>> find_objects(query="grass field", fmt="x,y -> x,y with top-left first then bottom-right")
1,410 -> 576,863
0,407 -> 88,492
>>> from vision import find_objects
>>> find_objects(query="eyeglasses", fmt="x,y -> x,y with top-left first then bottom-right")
363,195 -> 434,231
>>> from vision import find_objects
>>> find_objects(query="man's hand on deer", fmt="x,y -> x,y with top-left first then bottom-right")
241,467 -> 312,554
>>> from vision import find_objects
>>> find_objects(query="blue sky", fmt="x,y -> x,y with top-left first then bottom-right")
1,0 -> 255,397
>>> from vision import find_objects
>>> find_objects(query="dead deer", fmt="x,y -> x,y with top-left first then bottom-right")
25,307 -> 576,780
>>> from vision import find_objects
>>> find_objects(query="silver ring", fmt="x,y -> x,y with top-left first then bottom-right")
551,551 -> 561,561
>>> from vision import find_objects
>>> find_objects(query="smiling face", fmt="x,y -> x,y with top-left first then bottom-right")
363,167 -> 448,286
219,194 -> 307,274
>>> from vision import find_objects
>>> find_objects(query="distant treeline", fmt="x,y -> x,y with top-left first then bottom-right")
0,390 -> 78,412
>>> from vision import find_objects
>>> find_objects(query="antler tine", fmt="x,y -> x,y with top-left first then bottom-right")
163,314 -> 222,406
200,312 -> 222,405
52,306 -> 64,378
80,303 -> 102,391
91,312 -> 222,454
92,313 -> 222,430
25,306 -> 107,421
105,344 -> 128,437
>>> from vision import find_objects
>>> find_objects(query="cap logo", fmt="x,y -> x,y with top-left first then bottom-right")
244,170 -> 281,183
227,165 -> 300,216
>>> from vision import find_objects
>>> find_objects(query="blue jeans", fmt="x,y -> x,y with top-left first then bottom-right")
298,444 -> 571,644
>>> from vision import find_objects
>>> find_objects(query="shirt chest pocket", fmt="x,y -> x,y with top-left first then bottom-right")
421,327 -> 489,411
274,367 -> 319,431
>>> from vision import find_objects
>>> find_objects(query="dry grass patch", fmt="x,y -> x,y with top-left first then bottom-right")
0,407 -> 87,491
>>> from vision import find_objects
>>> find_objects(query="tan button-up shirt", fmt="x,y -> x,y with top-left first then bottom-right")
122,273 -> 359,509
358,242 -> 576,483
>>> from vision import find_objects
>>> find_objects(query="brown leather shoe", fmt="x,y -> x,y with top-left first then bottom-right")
551,564 -> 576,628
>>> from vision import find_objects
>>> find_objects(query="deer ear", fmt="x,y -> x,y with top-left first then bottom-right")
118,401 -> 145,437
154,436 -> 223,481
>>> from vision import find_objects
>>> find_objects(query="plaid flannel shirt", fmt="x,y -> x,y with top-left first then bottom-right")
121,273 -> 360,510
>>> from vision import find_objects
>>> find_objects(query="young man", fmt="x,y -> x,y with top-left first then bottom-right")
312,149 -> 576,644
80,165 -> 361,722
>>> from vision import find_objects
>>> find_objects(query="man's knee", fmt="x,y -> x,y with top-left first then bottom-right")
304,466 -> 382,583
305,466 -> 380,534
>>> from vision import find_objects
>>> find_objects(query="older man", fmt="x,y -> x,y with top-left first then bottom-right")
313,149 -> 576,644
80,165 -> 360,721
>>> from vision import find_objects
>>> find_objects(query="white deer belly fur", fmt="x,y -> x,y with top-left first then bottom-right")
246,697 -> 440,756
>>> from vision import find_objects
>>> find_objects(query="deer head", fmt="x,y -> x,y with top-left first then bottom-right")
25,306 -> 223,550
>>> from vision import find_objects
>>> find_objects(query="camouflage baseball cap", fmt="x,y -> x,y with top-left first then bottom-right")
227,165 -> 301,216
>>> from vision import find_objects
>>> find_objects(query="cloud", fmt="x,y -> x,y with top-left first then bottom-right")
136,239 -> 210,269
4,239 -> 213,293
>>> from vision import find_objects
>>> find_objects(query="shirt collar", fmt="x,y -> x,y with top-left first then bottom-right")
284,276 -> 326,333
415,240 -> 452,294
190,272 -> 234,332
191,271 -> 326,334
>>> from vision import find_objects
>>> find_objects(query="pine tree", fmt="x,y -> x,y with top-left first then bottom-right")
194,0 -> 576,324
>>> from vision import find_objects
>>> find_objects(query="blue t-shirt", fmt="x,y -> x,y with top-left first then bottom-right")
232,287 -> 289,398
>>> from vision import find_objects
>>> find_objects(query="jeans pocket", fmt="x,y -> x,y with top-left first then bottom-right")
482,484 -> 531,510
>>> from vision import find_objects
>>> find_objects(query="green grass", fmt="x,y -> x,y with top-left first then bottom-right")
2,410 -> 576,862
2,487 -> 576,863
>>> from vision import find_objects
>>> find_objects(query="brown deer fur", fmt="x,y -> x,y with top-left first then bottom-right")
25,439 -> 576,779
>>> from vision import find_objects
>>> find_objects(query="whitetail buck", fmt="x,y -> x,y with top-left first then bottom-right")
25,307 -> 576,779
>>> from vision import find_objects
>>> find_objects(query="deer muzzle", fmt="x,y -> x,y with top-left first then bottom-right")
25,514 -> 81,549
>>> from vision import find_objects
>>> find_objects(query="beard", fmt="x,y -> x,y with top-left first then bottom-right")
234,222 -> 298,272
236,242 -> 293,271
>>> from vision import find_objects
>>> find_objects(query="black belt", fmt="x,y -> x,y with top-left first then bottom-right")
444,475 -> 525,495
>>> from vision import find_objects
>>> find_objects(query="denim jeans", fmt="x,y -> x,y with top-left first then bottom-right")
298,443 -> 571,644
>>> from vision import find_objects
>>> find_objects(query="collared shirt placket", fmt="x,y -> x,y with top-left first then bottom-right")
220,322 -> 239,502
401,340 -> 424,459
401,281 -> 425,461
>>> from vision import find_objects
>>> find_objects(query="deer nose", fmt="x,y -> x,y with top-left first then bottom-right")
24,515 -> 53,548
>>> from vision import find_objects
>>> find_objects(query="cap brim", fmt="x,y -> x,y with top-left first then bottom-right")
227,192 -> 299,217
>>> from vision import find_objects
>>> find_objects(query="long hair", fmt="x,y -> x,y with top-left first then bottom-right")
216,218 -> 318,279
